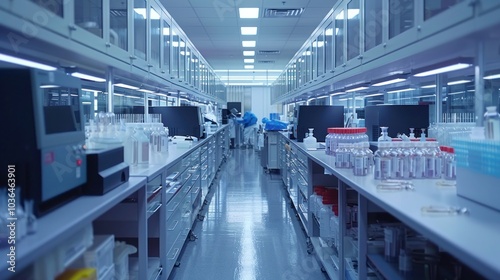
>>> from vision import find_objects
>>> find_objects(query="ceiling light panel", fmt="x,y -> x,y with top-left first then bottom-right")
241,27 -> 257,35
244,59 -> 255,63
242,41 -> 256,47
244,65 -> 254,69
243,51 -> 255,56
239,8 -> 259,18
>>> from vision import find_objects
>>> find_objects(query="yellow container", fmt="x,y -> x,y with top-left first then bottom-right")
56,268 -> 97,280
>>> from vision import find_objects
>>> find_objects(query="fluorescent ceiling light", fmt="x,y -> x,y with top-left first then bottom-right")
150,9 -> 160,20
325,28 -> 333,36
244,65 -> 254,69
40,85 -> 59,89
172,41 -> 186,47
239,8 -> 259,18
335,9 -> 359,20
244,59 -> 255,63
71,72 -> 106,82
363,93 -> 384,98
138,89 -> 155,93
372,78 -> 406,87
82,101 -> 92,104
447,79 -> 471,85
302,50 -> 312,56
448,91 -> 466,96
0,53 -> 56,71
330,92 -> 345,96
241,27 -> 257,35
114,93 -> 124,96
242,41 -> 256,47
346,86 -> 369,92
484,73 -> 500,80
421,84 -> 436,88
126,95 -> 141,99
114,83 -> 139,90
243,51 -> 255,56
163,27 -> 170,35
180,51 -> 191,56
413,58 -> 473,77
82,88 -> 102,93
387,88 -> 415,94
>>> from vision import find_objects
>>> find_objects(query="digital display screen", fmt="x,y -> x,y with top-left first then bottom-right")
43,87 -> 82,134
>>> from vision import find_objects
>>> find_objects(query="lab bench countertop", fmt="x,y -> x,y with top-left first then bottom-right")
283,135 -> 500,280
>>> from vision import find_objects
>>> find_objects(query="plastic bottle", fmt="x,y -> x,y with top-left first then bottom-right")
389,142 -> 402,179
304,128 -> 318,150
484,106 -> 500,140
374,142 -> 392,180
150,126 -> 160,153
401,142 -> 412,179
426,141 -> 442,179
134,126 -> 150,165
413,142 -> 426,179
325,128 -> 335,155
420,128 -> 426,142
409,128 -> 416,139
444,147 -> 456,180
159,127 -> 169,153
363,142 -> 374,173
353,143 -> 367,176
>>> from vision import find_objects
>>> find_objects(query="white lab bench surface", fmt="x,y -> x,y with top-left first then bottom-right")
280,133 -> 500,280
0,177 -> 147,279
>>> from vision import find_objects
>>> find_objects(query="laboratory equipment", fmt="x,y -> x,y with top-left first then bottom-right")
294,105 -> 344,142
484,106 -> 500,140
378,127 -> 391,142
365,105 -> 429,142
304,128 -> 318,150
0,69 -> 87,217
84,146 -> 129,195
148,106 -> 204,138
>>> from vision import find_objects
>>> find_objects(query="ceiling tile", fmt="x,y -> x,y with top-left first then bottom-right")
199,17 -> 239,26
301,7 -> 331,18
195,7 -> 237,18
259,18 -> 299,27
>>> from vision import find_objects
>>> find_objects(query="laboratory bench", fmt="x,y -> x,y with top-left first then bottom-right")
2,125 -> 230,280
278,132 -> 500,280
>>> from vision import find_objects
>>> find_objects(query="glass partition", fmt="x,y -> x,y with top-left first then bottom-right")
179,39 -> 186,81
150,6 -> 161,67
335,9 -> 345,67
325,22 -> 334,72
296,57 -> 303,86
364,0 -> 382,51
172,28 -> 180,79
347,0 -> 360,60
162,19 -> 171,73
185,47 -> 192,84
424,0 -> 464,20
389,0 -> 414,39
110,0 -> 128,50
312,40 -> 318,79
134,0 -> 147,60
192,55 -> 198,88
30,0 -> 63,17
305,46 -> 311,83
317,32 -> 325,77
75,0 -> 103,37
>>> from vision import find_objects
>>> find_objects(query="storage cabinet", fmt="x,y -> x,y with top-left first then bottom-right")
278,132 -> 500,280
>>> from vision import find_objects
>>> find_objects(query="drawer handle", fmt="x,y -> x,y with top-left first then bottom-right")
168,202 -> 179,212
148,202 -> 162,214
168,248 -> 180,260
168,220 -> 179,231
192,187 -> 200,194
191,174 -> 200,181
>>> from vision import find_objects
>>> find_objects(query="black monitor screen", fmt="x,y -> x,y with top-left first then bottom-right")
295,105 -> 344,142
44,106 -> 77,134
147,106 -> 203,138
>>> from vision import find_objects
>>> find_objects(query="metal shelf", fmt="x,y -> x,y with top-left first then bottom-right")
310,237 -> 339,280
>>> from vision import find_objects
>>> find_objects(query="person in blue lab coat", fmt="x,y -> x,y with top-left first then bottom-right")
237,111 -> 258,148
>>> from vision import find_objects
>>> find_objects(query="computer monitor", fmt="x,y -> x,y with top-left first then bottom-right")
294,105 -> 344,142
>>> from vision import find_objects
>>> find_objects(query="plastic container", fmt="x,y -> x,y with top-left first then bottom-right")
304,128 -> 318,150
484,106 -> 500,140
114,241 -> 137,280
56,268 -> 97,280
70,235 -> 115,280
374,142 -> 391,180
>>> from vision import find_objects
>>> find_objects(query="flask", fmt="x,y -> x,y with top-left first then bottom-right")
304,128 -> 318,150
484,106 -> 500,140
378,127 -> 391,142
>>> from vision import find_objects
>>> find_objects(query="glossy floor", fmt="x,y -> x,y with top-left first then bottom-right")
168,148 -> 327,280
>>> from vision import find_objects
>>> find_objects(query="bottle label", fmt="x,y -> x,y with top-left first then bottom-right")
374,157 -> 381,179
354,157 -> 364,176
141,142 -> 149,162
381,159 -> 391,179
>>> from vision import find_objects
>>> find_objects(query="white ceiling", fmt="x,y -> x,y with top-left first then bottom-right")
161,0 -> 334,85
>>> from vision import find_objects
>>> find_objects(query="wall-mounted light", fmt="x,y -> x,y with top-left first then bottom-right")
447,79 -> 471,86
0,52 -> 56,71
484,73 -> 500,80
345,85 -> 369,92
412,57 -> 473,77
138,88 -> 155,93
114,83 -> 139,90
371,74 -> 407,86
387,88 -> 415,94
71,72 -> 106,82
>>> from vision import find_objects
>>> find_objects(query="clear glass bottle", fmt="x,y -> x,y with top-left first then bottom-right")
389,142 -> 402,179
159,127 -> 169,153
401,142 -> 412,179
304,128 -> 318,150
326,128 -> 334,155
484,106 -> 500,140
124,125 -> 138,165
134,126 -> 150,165
150,126 -> 160,153
378,127 -> 391,142
444,147 -> 457,180
363,142 -> 374,173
